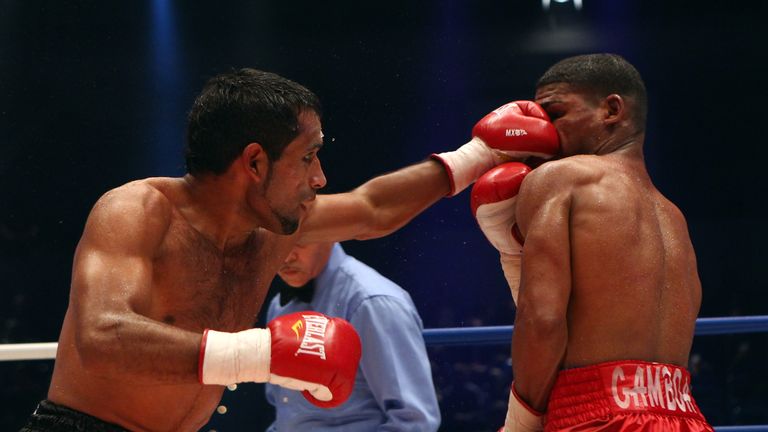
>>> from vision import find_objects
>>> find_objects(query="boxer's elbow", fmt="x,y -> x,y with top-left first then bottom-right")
518,306 -> 567,343
354,207 -> 408,240
359,219 -> 406,240
75,313 -> 127,372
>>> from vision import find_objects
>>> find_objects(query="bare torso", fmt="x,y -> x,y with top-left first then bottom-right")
48,177 -> 296,431
561,152 -> 701,368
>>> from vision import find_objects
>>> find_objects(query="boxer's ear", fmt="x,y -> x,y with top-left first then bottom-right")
602,94 -> 625,126
242,143 -> 269,184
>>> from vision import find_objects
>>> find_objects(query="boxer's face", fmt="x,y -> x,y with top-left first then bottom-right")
535,83 -> 603,157
278,242 -> 334,287
263,111 -> 327,234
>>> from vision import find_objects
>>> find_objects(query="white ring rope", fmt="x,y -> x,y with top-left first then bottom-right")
0,342 -> 58,361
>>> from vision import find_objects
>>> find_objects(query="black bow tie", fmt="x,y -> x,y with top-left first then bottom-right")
279,281 -> 315,306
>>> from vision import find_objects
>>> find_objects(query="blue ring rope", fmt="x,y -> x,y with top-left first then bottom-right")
715,428 -> 768,431
423,315 -> 768,346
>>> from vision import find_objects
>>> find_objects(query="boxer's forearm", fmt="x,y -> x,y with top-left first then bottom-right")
510,309 -> 567,412
353,160 -> 449,238
76,312 -> 201,384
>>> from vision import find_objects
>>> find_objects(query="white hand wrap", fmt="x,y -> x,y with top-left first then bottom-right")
503,385 -> 544,432
475,199 -> 523,255
199,328 -> 271,385
269,374 -> 333,402
431,137 -> 499,196
500,253 -> 523,304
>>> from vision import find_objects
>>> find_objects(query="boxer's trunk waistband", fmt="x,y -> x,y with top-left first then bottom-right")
22,400 -> 130,432
545,360 -> 707,430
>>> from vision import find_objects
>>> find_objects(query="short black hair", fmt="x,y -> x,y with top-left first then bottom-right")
185,68 -> 322,175
537,53 -> 647,129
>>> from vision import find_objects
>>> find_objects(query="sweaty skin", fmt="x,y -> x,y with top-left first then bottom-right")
510,83 -> 702,412
48,112 -> 450,431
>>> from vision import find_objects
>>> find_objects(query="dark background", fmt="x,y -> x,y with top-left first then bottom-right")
2,0 -> 767,430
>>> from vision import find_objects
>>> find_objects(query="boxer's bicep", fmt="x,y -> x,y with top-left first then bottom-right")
517,200 -> 572,315
72,186 -> 170,321
516,166 -> 573,313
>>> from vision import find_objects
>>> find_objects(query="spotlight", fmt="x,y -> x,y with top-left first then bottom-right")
542,0 -> 582,11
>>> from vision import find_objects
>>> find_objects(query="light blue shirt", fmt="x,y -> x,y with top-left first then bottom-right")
265,243 -> 440,432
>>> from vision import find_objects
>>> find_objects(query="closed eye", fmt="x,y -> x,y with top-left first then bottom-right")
547,111 -> 563,121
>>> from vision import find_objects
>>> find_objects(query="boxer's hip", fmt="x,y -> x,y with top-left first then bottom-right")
544,360 -> 714,432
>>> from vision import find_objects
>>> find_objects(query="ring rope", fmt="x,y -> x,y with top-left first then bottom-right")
714,428 -> 768,431
423,315 -> 768,346
1,316 -> 767,361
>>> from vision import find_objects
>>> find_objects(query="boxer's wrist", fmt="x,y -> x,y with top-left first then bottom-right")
199,328 -> 271,385
431,137 -> 500,196
500,252 -> 523,304
503,383 -> 544,432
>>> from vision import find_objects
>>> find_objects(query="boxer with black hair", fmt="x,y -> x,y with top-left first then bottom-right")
473,54 -> 714,431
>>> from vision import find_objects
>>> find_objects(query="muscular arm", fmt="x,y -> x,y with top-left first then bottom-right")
299,160 -> 450,243
70,184 -> 201,384
511,163 -> 573,412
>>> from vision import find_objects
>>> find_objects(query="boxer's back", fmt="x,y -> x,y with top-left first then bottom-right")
560,152 -> 701,369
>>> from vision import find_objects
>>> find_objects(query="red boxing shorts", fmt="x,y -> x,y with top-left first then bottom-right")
544,360 -> 714,432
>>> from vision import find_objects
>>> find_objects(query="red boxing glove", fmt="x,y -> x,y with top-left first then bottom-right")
199,311 -> 362,408
472,101 -> 559,159
471,162 -> 530,255
432,101 -> 558,196
471,162 -> 531,303
269,312 -> 361,408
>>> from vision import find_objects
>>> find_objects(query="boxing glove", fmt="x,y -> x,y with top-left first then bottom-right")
472,101 -> 559,160
199,311 -> 362,408
432,101 -> 558,196
499,383 -> 544,432
471,162 -> 530,303
471,162 -> 530,254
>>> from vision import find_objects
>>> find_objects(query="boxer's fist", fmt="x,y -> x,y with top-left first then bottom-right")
268,312 -> 362,408
199,312 -> 362,409
471,162 -> 530,303
472,101 -> 559,159
471,162 -> 530,255
431,101 -> 558,196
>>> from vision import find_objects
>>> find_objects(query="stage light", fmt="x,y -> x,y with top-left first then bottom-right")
542,0 -> 583,11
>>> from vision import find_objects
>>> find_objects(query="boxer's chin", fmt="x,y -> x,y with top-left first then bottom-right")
272,210 -> 299,235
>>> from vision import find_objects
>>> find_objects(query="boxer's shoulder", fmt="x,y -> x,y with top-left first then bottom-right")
519,158 -> 576,195
101,177 -> 175,207
521,156 -> 605,198
544,155 -> 603,180
87,178 -> 174,240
